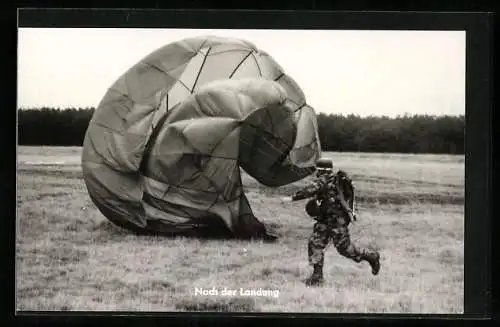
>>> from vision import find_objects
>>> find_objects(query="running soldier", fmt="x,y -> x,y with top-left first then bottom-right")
282,159 -> 380,286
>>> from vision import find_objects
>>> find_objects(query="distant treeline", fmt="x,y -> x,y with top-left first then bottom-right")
18,108 -> 464,154
317,113 -> 464,154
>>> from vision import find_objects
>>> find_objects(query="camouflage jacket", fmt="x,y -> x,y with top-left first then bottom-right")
291,171 -> 355,219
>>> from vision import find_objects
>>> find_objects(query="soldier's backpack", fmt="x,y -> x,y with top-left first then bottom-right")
336,170 -> 356,221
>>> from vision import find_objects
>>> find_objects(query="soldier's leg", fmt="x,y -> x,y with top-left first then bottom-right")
331,224 -> 380,275
306,221 -> 331,286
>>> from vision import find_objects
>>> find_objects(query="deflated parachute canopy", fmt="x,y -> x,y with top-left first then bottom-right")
82,35 -> 321,239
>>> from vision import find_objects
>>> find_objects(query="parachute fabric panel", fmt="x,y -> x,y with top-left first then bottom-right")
82,35 -> 321,238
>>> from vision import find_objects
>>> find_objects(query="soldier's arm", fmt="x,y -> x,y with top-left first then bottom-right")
291,179 -> 323,201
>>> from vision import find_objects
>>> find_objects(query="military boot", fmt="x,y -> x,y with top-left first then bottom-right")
305,264 -> 324,286
364,251 -> 380,275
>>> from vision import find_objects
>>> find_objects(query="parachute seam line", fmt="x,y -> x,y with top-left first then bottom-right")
206,49 -> 252,56
191,46 -> 212,93
142,61 -> 171,76
143,195 -> 189,222
238,137 -> 294,176
150,152 -> 240,162
243,124 -> 258,168
160,52 -> 198,75
113,105 -> 127,129
249,52 -> 262,77
264,107 -> 275,137
107,89 -> 135,114
203,124 -> 238,161
108,87 -> 128,99
143,192 -> 198,221
205,196 -> 221,214
172,117 -> 237,163
287,98 -> 300,108
228,50 -> 253,79
93,121 -> 140,137
242,122 -> 292,149
175,125 -> 229,200
87,127 -> 129,171
148,187 -> 218,223
177,79 -> 193,95
193,154 -> 229,203
175,125 -> 221,192
146,182 -> 224,221
240,132 -> 307,176
157,182 -> 220,195
274,73 -> 285,81
239,129 -> 286,160
197,39 -> 209,52
224,167 -> 239,200
295,103 -> 307,112
123,74 -> 131,102
192,134 -> 237,196
84,159 -> 141,196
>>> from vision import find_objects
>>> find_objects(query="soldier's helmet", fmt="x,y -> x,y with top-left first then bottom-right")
315,158 -> 333,177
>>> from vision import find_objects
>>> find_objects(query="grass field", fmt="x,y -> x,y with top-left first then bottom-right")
16,146 -> 464,313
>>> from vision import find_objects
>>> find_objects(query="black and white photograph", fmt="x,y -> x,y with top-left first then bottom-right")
16,23 -> 466,313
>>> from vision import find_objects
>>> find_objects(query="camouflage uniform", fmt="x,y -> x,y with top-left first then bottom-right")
292,169 -> 380,285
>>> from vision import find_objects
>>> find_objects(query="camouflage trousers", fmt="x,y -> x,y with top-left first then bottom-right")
308,208 -> 370,268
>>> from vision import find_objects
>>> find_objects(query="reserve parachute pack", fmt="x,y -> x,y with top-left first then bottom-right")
305,170 -> 356,221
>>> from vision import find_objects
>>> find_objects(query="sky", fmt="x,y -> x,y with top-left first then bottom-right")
17,28 -> 465,117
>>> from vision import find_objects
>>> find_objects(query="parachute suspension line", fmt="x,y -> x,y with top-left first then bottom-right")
228,50 -> 253,79
191,47 -> 212,93
250,52 -> 262,77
